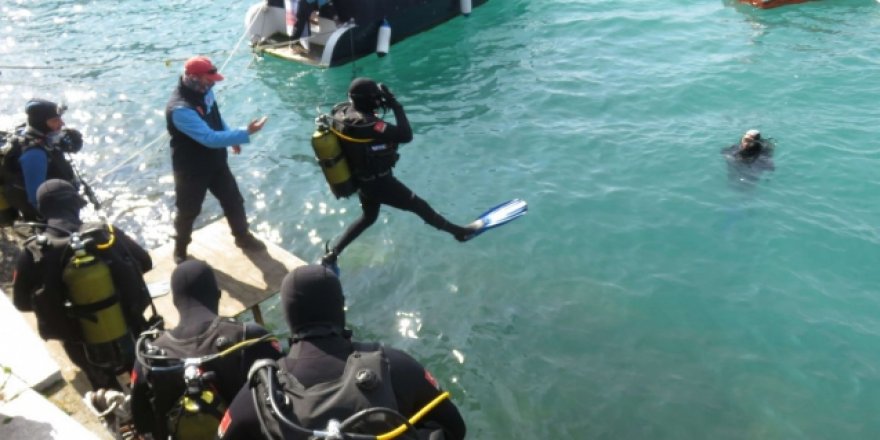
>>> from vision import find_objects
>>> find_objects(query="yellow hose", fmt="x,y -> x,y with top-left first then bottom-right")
95,224 -> 115,250
328,126 -> 374,143
376,391 -> 451,440
215,334 -> 277,359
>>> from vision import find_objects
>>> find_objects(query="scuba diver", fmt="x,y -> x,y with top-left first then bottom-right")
130,260 -> 282,440
721,129 -> 776,183
12,179 -> 155,391
320,78 -> 477,270
218,264 -> 466,440
1,98 -> 84,221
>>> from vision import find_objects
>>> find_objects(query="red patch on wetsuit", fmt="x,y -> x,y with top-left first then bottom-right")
373,121 -> 387,133
218,410 -> 232,437
129,368 -> 138,386
424,369 -> 439,390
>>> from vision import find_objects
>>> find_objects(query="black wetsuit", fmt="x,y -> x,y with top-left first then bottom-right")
1,126 -> 78,221
130,260 -> 282,439
326,101 -> 470,260
219,336 -> 467,440
721,141 -> 775,183
12,181 -> 153,390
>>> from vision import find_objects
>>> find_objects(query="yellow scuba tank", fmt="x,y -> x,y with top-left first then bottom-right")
62,233 -> 129,367
171,361 -> 227,440
312,115 -> 356,199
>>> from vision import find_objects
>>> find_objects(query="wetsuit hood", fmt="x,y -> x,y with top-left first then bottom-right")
170,260 -> 221,338
281,264 -> 346,334
348,77 -> 382,113
26,99 -> 62,134
36,179 -> 85,232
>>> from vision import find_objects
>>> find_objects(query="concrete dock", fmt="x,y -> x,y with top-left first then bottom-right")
0,219 -> 306,438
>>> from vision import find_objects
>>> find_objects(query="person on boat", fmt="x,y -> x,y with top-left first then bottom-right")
166,55 -> 269,264
217,264 -> 467,440
130,260 -> 282,440
288,0 -> 338,52
1,98 -> 83,221
321,78 -> 476,268
12,179 -> 155,391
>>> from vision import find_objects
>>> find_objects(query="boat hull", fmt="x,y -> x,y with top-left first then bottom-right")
739,0 -> 811,9
249,0 -> 489,67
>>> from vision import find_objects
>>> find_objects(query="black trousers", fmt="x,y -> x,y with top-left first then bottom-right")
331,175 -> 465,256
173,164 -> 248,245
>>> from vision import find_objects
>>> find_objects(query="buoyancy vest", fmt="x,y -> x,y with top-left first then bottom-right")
23,222 -> 150,343
2,125 -> 76,188
256,341 -> 413,440
165,80 -> 227,172
141,318 -> 250,440
331,103 -> 399,181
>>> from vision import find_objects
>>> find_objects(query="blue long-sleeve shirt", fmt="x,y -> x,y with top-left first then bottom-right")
19,148 -> 49,207
170,90 -> 250,148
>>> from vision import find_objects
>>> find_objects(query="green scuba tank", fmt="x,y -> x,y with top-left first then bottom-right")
312,115 -> 356,199
62,234 -> 129,367
170,361 -> 227,440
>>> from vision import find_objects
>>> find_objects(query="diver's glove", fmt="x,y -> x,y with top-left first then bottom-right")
57,128 -> 83,153
379,83 -> 400,108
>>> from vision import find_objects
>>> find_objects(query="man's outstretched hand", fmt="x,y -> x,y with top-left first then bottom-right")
248,116 -> 268,134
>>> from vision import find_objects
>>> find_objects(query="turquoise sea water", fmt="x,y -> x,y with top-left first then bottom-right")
4,0 -> 880,438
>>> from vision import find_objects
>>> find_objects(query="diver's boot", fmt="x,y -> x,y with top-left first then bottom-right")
320,251 -> 337,266
452,223 -> 480,243
320,242 -> 340,275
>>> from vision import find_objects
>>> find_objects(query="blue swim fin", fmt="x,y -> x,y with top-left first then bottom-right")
460,198 -> 528,242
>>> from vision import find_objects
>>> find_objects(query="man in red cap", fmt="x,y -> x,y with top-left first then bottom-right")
165,55 -> 268,264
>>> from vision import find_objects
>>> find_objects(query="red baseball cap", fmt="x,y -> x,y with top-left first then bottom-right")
184,56 -> 224,81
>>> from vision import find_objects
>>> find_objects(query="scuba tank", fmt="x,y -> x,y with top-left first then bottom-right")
172,360 -> 226,440
62,232 -> 130,368
312,115 -> 356,199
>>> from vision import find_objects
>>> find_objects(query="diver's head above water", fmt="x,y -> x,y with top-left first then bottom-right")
348,77 -> 384,113
735,129 -> 766,159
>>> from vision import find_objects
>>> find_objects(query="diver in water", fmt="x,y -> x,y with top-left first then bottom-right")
722,129 -> 775,183
723,129 -> 775,166
321,78 -> 476,269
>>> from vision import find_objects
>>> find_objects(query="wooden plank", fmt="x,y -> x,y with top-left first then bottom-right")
144,220 -> 306,328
